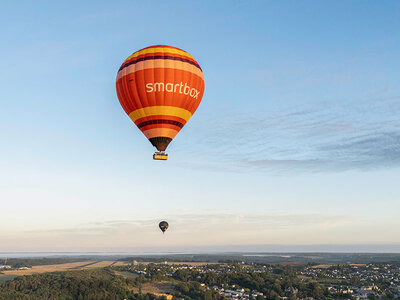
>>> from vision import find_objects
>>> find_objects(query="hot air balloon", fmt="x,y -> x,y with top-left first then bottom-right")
159,221 -> 169,234
116,45 -> 205,160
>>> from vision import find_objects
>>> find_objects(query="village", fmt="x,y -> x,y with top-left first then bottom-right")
127,261 -> 400,299
2,258 -> 400,299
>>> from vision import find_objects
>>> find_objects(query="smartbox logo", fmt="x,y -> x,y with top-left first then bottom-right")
145,82 -> 200,99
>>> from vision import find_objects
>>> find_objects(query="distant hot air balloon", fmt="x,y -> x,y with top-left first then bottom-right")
116,45 -> 205,160
159,221 -> 169,234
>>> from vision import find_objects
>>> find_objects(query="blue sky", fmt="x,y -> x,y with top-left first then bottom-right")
1,1 -> 400,252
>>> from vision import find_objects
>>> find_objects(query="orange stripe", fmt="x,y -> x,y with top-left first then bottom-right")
117,68 -> 204,115
142,128 -> 179,139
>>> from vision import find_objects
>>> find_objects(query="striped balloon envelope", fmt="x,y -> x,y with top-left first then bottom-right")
116,45 -> 205,159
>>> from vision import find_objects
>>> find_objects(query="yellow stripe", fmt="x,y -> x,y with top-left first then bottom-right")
129,106 -> 192,123
124,47 -> 195,62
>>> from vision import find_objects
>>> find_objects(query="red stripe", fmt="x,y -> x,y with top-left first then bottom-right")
120,54 -> 201,71
137,119 -> 184,129
124,51 -> 198,66
135,115 -> 187,126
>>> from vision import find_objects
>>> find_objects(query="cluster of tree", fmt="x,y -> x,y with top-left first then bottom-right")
0,262 -> 343,300
0,269 -> 145,300
117,257 -> 167,263
175,281 -> 205,299
118,257 -> 204,264
171,264 -> 326,300
124,262 -> 328,299
3,258 -> 79,269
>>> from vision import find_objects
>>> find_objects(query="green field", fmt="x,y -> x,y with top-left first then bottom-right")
0,275 -> 16,284
115,270 -> 139,279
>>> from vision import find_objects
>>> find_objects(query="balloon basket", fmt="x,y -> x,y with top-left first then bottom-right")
153,152 -> 168,160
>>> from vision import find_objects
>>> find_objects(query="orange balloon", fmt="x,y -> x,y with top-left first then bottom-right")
116,45 -> 205,154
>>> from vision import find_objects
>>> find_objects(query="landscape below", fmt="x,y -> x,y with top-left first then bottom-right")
0,253 -> 400,299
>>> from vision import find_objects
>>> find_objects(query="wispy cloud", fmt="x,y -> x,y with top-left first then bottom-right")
2,211 -> 400,251
0,212 -> 355,251
24,212 -> 350,235
177,95 -> 400,173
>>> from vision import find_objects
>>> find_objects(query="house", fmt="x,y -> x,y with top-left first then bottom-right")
0,265 -> 11,269
154,293 -> 173,300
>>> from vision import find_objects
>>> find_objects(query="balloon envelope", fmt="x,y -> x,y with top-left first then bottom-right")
116,45 -> 205,152
159,221 -> 169,233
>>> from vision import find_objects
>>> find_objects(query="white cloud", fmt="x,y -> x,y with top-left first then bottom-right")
0,212 -> 372,252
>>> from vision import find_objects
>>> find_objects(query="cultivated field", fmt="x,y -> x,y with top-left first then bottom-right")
0,275 -> 16,284
132,281 -> 176,295
1,260 -> 129,276
311,263 -> 367,269
80,261 -> 128,269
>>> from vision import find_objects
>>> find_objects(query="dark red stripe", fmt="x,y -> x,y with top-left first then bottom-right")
137,119 -> 184,129
119,55 -> 202,72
